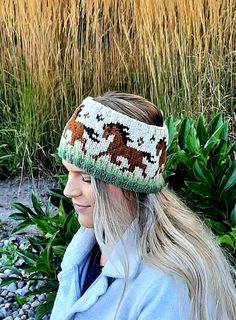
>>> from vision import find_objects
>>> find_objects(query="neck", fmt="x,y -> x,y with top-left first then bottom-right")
98,243 -> 113,266
99,253 -> 107,266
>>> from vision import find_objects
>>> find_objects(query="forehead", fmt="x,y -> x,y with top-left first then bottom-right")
62,160 -> 88,174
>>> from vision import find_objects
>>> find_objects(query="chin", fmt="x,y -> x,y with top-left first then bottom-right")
78,217 -> 94,229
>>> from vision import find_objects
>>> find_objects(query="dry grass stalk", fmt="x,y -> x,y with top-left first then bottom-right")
0,0 -> 235,172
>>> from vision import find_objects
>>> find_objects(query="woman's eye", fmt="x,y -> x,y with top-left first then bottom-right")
81,176 -> 91,183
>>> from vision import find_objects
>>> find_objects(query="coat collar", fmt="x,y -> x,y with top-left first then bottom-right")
102,227 -> 141,279
61,224 -> 141,280
61,227 -> 96,269
59,224 -> 141,318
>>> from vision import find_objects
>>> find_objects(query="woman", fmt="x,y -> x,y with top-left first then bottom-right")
50,92 -> 235,320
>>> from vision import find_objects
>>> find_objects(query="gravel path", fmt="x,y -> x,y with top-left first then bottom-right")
0,233 -> 50,320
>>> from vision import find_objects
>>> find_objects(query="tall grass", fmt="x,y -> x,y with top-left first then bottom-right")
0,0 -> 235,175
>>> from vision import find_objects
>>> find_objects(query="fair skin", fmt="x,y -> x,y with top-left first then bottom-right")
62,160 -> 126,266
63,160 -> 95,228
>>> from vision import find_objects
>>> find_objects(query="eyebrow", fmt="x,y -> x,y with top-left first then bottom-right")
62,162 -> 88,174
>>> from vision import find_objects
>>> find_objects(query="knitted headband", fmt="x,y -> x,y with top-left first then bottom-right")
58,96 -> 169,193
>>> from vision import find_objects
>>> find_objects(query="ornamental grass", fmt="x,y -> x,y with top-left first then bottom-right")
0,0 -> 235,174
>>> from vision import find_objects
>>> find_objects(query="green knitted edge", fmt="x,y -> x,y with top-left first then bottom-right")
58,143 -> 164,193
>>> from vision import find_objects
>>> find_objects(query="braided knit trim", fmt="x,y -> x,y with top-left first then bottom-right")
58,97 -> 169,193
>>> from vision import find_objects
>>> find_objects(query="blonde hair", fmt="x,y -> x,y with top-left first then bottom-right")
91,92 -> 236,319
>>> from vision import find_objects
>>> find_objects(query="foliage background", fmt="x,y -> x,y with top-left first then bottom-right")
0,1 -> 235,317
0,0 -> 235,176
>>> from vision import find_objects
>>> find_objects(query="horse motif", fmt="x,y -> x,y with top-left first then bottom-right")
98,123 -> 147,177
63,105 -> 100,154
155,137 -> 167,173
63,105 -> 86,147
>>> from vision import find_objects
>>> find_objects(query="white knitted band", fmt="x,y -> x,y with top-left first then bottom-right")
58,97 -> 169,193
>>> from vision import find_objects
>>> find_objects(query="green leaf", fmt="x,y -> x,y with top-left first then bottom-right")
219,121 -> 229,141
11,202 -> 36,217
49,188 -> 72,209
2,266 -> 23,276
230,205 -> 236,227
46,231 -> 60,268
217,234 -> 235,250
178,117 -> 192,150
184,181 -> 213,197
35,250 -> 51,274
208,113 -> 223,136
12,221 -> 33,234
31,218 -> 58,234
209,141 -> 231,168
35,292 -> 56,320
36,231 -> 59,274
219,161 -> 236,197
46,279 -> 59,290
0,277 -> 20,288
165,117 -> 181,150
175,150 -> 195,167
230,228 -> 236,241
52,245 -> 66,257
228,141 -> 236,154
24,286 -> 55,297
193,160 -> 214,186
58,200 -> 67,225
196,114 -> 208,145
16,249 -> 39,266
10,212 -> 31,221
203,123 -> 228,155
64,210 -> 78,238
205,219 -> 227,235
53,174 -> 68,187
31,192 -> 46,216
45,198 -> 51,216
185,125 -> 200,154
224,164 -> 236,190
15,295 -> 28,307
49,188 -> 67,200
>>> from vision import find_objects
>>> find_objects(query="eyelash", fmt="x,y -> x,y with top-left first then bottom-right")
82,176 -> 91,183
65,169 -> 91,181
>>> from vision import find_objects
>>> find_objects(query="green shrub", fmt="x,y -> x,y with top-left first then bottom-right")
0,175 -> 78,319
1,113 -> 235,318
0,128 -> 22,178
164,113 -> 236,257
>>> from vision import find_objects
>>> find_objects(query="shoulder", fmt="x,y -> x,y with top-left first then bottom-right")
125,263 -> 191,319
133,262 -> 189,296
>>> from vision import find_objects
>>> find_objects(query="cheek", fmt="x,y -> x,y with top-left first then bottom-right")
108,185 -> 134,214
86,185 -> 95,204
108,185 -> 124,202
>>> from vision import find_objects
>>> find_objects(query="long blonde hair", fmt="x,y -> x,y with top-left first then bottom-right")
92,92 -> 236,319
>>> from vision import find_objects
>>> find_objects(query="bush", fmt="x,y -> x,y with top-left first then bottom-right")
0,128 -> 22,178
0,174 -> 78,319
1,113 -> 235,318
164,113 -> 236,257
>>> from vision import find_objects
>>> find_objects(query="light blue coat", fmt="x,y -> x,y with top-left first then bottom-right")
50,227 -> 191,320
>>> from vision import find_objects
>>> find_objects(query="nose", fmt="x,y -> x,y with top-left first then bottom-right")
63,176 -> 82,198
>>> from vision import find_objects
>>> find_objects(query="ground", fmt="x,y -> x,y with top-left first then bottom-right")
0,175 -> 58,232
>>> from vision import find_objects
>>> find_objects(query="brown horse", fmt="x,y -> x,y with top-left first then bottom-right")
155,138 -> 167,173
98,123 -> 147,177
63,105 -> 87,147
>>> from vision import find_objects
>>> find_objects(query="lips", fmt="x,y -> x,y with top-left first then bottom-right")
73,203 -> 91,213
